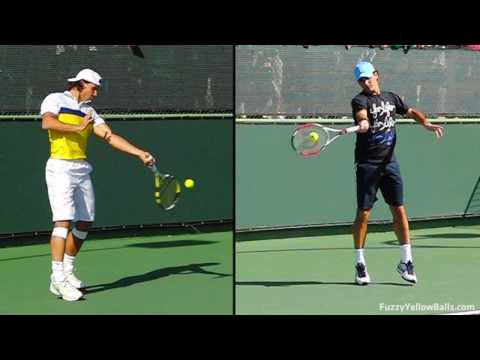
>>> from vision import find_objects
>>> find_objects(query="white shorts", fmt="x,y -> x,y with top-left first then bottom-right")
45,158 -> 95,223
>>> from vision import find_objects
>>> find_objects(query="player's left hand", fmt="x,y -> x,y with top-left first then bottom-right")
424,123 -> 444,138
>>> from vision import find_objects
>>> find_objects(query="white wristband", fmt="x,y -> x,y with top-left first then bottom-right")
345,125 -> 360,134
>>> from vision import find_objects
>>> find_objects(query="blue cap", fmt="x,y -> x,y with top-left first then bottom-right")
354,61 -> 376,81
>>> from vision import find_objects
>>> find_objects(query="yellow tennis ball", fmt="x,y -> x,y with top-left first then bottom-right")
309,132 -> 319,142
184,179 -> 195,189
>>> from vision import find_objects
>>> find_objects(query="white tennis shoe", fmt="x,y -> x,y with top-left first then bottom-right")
50,276 -> 84,301
64,268 -> 84,289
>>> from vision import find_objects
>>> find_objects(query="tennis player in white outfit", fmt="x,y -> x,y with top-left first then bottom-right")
41,69 -> 155,301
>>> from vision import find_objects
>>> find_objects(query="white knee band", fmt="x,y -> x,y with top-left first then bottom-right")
52,227 -> 69,239
72,228 -> 88,240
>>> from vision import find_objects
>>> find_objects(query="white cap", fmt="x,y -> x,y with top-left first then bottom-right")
68,69 -> 102,86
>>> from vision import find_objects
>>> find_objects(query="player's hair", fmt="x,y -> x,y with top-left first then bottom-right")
66,80 -> 86,91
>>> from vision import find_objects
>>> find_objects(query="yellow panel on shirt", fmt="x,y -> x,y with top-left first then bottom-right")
49,107 -> 92,160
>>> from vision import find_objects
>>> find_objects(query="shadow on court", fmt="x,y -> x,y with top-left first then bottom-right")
126,240 -> 216,249
83,262 -> 231,295
0,239 -> 217,263
236,281 -> 411,287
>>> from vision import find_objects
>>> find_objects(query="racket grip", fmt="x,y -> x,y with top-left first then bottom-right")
345,126 -> 360,134
151,165 -> 163,178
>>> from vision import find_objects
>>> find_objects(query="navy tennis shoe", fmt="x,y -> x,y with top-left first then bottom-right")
355,262 -> 371,285
397,261 -> 417,284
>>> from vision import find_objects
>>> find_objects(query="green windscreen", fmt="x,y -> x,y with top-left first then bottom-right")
236,119 -> 480,230
0,118 -> 233,235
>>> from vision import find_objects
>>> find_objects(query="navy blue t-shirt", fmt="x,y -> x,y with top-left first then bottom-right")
351,91 -> 409,164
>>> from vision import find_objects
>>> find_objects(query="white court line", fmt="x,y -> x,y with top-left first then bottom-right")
441,310 -> 480,315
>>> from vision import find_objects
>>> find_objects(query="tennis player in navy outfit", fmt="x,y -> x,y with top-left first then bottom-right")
349,61 -> 444,285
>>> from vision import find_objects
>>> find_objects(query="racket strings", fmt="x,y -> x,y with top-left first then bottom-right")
158,176 -> 180,210
293,127 -> 329,155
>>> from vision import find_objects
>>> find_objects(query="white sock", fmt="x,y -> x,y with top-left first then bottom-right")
51,261 -> 65,282
63,254 -> 76,273
355,248 -> 366,265
400,244 -> 413,263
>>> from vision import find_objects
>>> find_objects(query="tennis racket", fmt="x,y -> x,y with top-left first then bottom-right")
149,163 -> 181,210
291,124 -> 359,158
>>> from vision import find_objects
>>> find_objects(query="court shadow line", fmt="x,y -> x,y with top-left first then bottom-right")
413,233 -> 480,239
0,239 -> 217,262
236,281 -> 411,287
0,223 -> 231,247
383,236 -> 480,248
237,247 -> 395,254
83,262 -> 231,295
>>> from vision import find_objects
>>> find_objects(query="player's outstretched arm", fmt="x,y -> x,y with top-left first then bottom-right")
93,123 -> 154,166
407,108 -> 444,138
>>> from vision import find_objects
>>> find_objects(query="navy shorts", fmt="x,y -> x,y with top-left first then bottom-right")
355,161 -> 404,210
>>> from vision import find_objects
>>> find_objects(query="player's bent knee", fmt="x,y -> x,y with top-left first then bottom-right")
72,228 -> 88,240
52,227 -> 69,239
357,209 -> 371,219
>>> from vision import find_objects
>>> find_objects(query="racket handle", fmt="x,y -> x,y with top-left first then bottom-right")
150,164 -> 165,177
149,160 -> 160,175
345,125 -> 360,134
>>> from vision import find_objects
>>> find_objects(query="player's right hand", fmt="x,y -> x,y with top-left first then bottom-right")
142,152 -> 156,167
